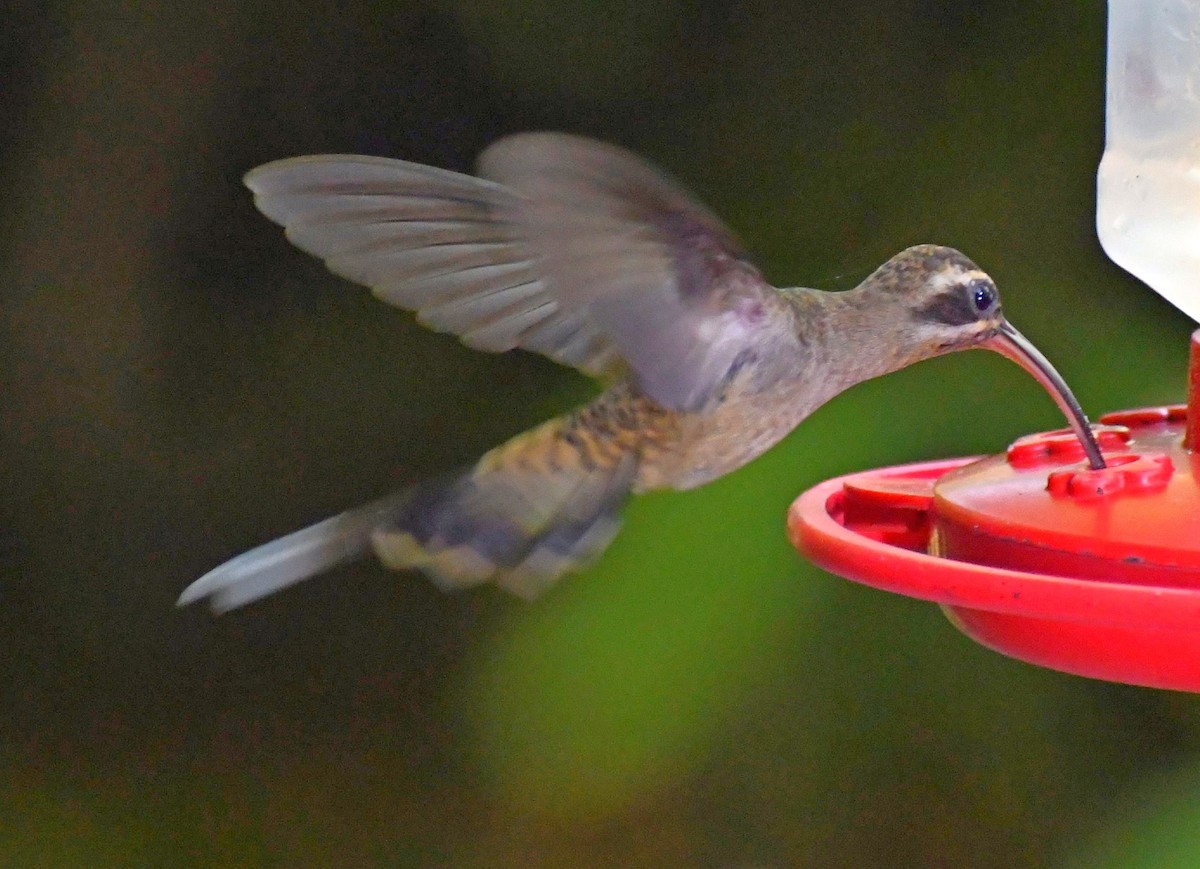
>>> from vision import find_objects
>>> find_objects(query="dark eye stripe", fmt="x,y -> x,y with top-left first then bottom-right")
915,291 -> 980,326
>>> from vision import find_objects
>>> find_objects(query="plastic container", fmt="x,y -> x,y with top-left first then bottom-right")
1097,0 -> 1200,323
788,332 -> 1200,691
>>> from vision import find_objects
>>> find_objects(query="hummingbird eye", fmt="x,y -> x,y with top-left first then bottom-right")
970,281 -> 997,313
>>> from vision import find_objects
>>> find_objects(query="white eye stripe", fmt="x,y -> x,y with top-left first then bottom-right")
929,267 -> 990,293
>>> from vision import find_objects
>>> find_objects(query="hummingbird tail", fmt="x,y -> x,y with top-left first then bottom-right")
180,408 -> 641,611
371,412 -> 639,599
176,489 -> 413,613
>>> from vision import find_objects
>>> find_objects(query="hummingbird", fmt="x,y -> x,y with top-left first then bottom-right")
180,133 -> 1103,612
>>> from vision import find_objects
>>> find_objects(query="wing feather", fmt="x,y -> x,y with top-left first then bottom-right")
245,135 -> 777,406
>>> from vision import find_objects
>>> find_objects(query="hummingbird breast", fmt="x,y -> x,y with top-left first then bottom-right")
628,344 -> 826,492
585,291 -> 846,493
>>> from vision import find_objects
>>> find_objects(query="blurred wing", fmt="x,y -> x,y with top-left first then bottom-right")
245,133 -> 775,410
244,152 -> 616,376
478,134 -> 776,411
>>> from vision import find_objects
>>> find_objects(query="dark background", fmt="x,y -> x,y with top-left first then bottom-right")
3,1 -> 1199,866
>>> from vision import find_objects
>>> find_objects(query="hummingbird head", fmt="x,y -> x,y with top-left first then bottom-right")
859,243 -> 1105,469
869,244 -> 1005,356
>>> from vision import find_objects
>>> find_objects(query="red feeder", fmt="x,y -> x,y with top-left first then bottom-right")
788,330 -> 1200,692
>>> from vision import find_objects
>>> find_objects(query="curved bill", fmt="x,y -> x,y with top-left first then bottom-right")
984,321 -> 1106,470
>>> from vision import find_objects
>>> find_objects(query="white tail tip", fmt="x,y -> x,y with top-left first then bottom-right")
179,493 -> 408,613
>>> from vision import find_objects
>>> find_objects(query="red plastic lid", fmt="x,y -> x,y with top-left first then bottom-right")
934,415 -> 1197,585
787,330 -> 1200,692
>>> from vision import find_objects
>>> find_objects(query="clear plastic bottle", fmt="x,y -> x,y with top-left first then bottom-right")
1097,0 -> 1200,323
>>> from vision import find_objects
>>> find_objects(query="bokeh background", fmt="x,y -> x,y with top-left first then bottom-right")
3,1 -> 1200,866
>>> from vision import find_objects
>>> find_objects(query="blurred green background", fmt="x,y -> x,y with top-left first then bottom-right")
3,1 -> 1199,866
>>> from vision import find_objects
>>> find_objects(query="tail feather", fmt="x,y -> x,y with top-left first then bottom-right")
177,491 -> 410,613
181,406 -> 641,612
372,416 -> 637,599
499,507 -> 623,599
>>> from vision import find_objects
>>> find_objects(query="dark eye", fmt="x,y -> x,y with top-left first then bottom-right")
971,282 -> 996,313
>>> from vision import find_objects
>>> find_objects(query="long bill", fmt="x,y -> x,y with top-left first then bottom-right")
984,321 -> 1106,470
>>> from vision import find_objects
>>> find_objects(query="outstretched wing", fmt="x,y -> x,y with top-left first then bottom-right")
244,132 -> 776,411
